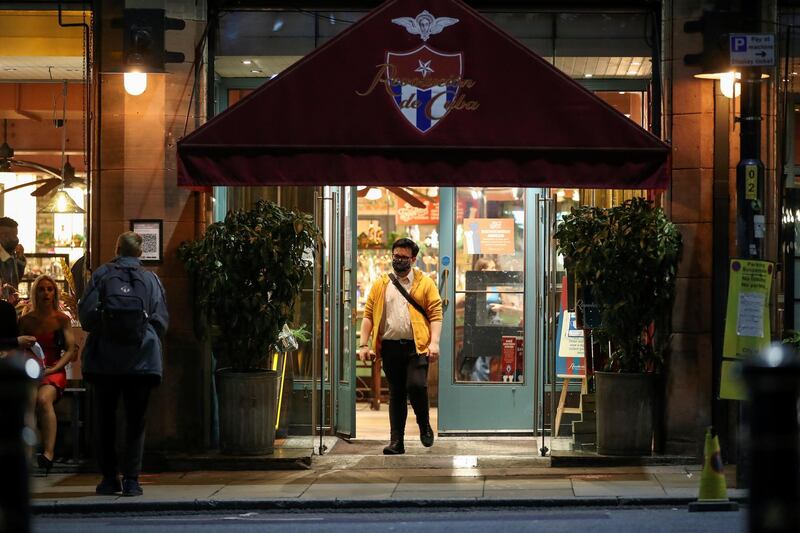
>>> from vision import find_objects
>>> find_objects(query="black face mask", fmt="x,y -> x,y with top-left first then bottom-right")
2,237 -> 18,254
392,257 -> 412,274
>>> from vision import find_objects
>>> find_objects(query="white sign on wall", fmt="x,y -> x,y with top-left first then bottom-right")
729,33 -> 775,67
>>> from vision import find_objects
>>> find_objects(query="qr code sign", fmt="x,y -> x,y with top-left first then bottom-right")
141,232 -> 158,255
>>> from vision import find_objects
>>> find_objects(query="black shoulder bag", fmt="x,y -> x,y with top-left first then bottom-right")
388,273 -> 429,322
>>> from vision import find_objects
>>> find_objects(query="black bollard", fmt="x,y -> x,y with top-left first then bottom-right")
0,357 -> 34,533
742,344 -> 800,533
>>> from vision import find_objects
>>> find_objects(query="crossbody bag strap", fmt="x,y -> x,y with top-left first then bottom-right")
388,273 -> 429,322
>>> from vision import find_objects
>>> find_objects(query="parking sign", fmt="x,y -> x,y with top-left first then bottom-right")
729,33 -> 775,67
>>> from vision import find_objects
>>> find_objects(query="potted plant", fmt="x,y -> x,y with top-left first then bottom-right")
555,197 -> 682,455
178,200 -> 320,455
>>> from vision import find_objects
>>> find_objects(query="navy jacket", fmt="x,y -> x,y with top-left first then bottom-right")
78,256 -> 169,381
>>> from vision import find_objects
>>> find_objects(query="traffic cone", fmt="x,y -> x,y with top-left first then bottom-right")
688,427 -> 739,512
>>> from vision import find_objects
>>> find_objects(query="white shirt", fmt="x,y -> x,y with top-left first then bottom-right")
380,270 -> 414,340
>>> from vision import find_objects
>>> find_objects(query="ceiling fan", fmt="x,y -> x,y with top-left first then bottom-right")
357,186 -> 430,209
0,84 -> 86,197
0,119 -> 63,190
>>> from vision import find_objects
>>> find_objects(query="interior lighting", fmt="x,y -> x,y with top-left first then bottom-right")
365,187 -> 383,201
123,71 -> 147,96
38,190 -> 85,214
584,73 -> 593,78
272,17 -> 284,32
571,190 -> 580,202
242,59 -> 252,65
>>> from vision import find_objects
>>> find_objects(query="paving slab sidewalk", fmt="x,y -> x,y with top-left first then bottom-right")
31,464 -> 746,513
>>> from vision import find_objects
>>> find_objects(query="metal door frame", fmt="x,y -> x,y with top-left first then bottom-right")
333,186 -> 357,438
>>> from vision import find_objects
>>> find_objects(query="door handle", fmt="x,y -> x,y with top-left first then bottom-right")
342,267 -> 351,304
440,268 -> 450,307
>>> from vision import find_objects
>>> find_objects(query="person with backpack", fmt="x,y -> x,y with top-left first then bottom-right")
78,231 -> 168,497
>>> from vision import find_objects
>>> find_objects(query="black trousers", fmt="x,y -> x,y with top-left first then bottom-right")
91,375 -> 157,480
381,339 -> 430,439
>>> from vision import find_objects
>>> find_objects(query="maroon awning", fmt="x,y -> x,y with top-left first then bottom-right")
177,0 -> 670,189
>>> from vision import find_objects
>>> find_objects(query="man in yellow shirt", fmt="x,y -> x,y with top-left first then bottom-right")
358,238 -> 442,455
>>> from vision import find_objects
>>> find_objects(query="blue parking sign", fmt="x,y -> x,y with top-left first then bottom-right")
730,35 -> 747,53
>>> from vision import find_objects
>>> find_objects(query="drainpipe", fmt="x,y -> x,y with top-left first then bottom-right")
58,0 -> 92,266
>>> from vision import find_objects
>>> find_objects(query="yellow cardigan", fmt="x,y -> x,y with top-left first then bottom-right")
364,268 -> 443,357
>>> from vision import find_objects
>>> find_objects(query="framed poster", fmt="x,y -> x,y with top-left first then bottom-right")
130,219 -> 163,264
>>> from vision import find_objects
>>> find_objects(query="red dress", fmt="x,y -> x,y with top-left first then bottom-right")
38,330 -> 67,398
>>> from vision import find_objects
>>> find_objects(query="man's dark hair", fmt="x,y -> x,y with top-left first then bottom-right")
0,217 -> 18,229
392,238 -> 419,257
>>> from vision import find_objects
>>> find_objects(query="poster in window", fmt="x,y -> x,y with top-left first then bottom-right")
463,218 -> 515,255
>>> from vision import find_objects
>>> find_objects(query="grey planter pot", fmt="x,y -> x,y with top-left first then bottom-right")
217,369 -> 278,455
596,371 -> 657,456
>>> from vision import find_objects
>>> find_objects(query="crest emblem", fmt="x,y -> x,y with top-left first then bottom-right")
391,10 -> 459,42
385,45 -> 463,133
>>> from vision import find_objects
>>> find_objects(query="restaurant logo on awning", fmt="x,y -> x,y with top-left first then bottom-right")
356,10 -> 480,134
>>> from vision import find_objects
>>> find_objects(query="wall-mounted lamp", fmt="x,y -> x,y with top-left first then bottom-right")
693,70 -> 769,99
122,8 -> 185,96
124,71 -> 148,96
694,71 -> 740,99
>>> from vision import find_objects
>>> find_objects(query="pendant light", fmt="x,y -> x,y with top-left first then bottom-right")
38,189 -> 85,214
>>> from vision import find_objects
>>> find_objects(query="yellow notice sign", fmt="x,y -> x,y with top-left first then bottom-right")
720,360 -> 747,401
722,259 -> 773,359
720,259 -> 773,400
744,165 -> 758,200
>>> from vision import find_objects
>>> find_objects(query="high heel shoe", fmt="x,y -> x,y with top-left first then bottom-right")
37,453 -> 53,476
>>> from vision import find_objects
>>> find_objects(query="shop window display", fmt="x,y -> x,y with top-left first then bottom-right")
355,187 -> 439,311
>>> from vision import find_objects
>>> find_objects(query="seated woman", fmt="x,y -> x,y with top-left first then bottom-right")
19,274 -> 75,474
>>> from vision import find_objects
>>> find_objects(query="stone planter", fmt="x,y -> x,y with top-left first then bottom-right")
216,369 -> 278,455
596,371 -> 657,455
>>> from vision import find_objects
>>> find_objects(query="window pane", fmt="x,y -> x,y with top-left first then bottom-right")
454,187 -> 525,383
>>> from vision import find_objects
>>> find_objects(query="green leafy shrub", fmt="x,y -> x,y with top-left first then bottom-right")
178,200 -> 320,370
554,197 -> 683,373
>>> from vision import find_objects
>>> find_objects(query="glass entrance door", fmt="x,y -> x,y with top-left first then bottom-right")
437,187 -> 544,434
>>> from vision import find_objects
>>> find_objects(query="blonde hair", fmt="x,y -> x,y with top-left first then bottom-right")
116,231 -> 143,258
28,274 -> 60,313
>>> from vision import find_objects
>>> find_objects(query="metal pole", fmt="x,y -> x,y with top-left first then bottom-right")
534,193 -> 544,452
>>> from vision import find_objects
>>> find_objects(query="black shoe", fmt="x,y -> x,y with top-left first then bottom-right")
420,423 -> 434,447
96,477 -> 122,495
36,454 -> 53,476
121,477 -> 143,497
383,440 -> 405,455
